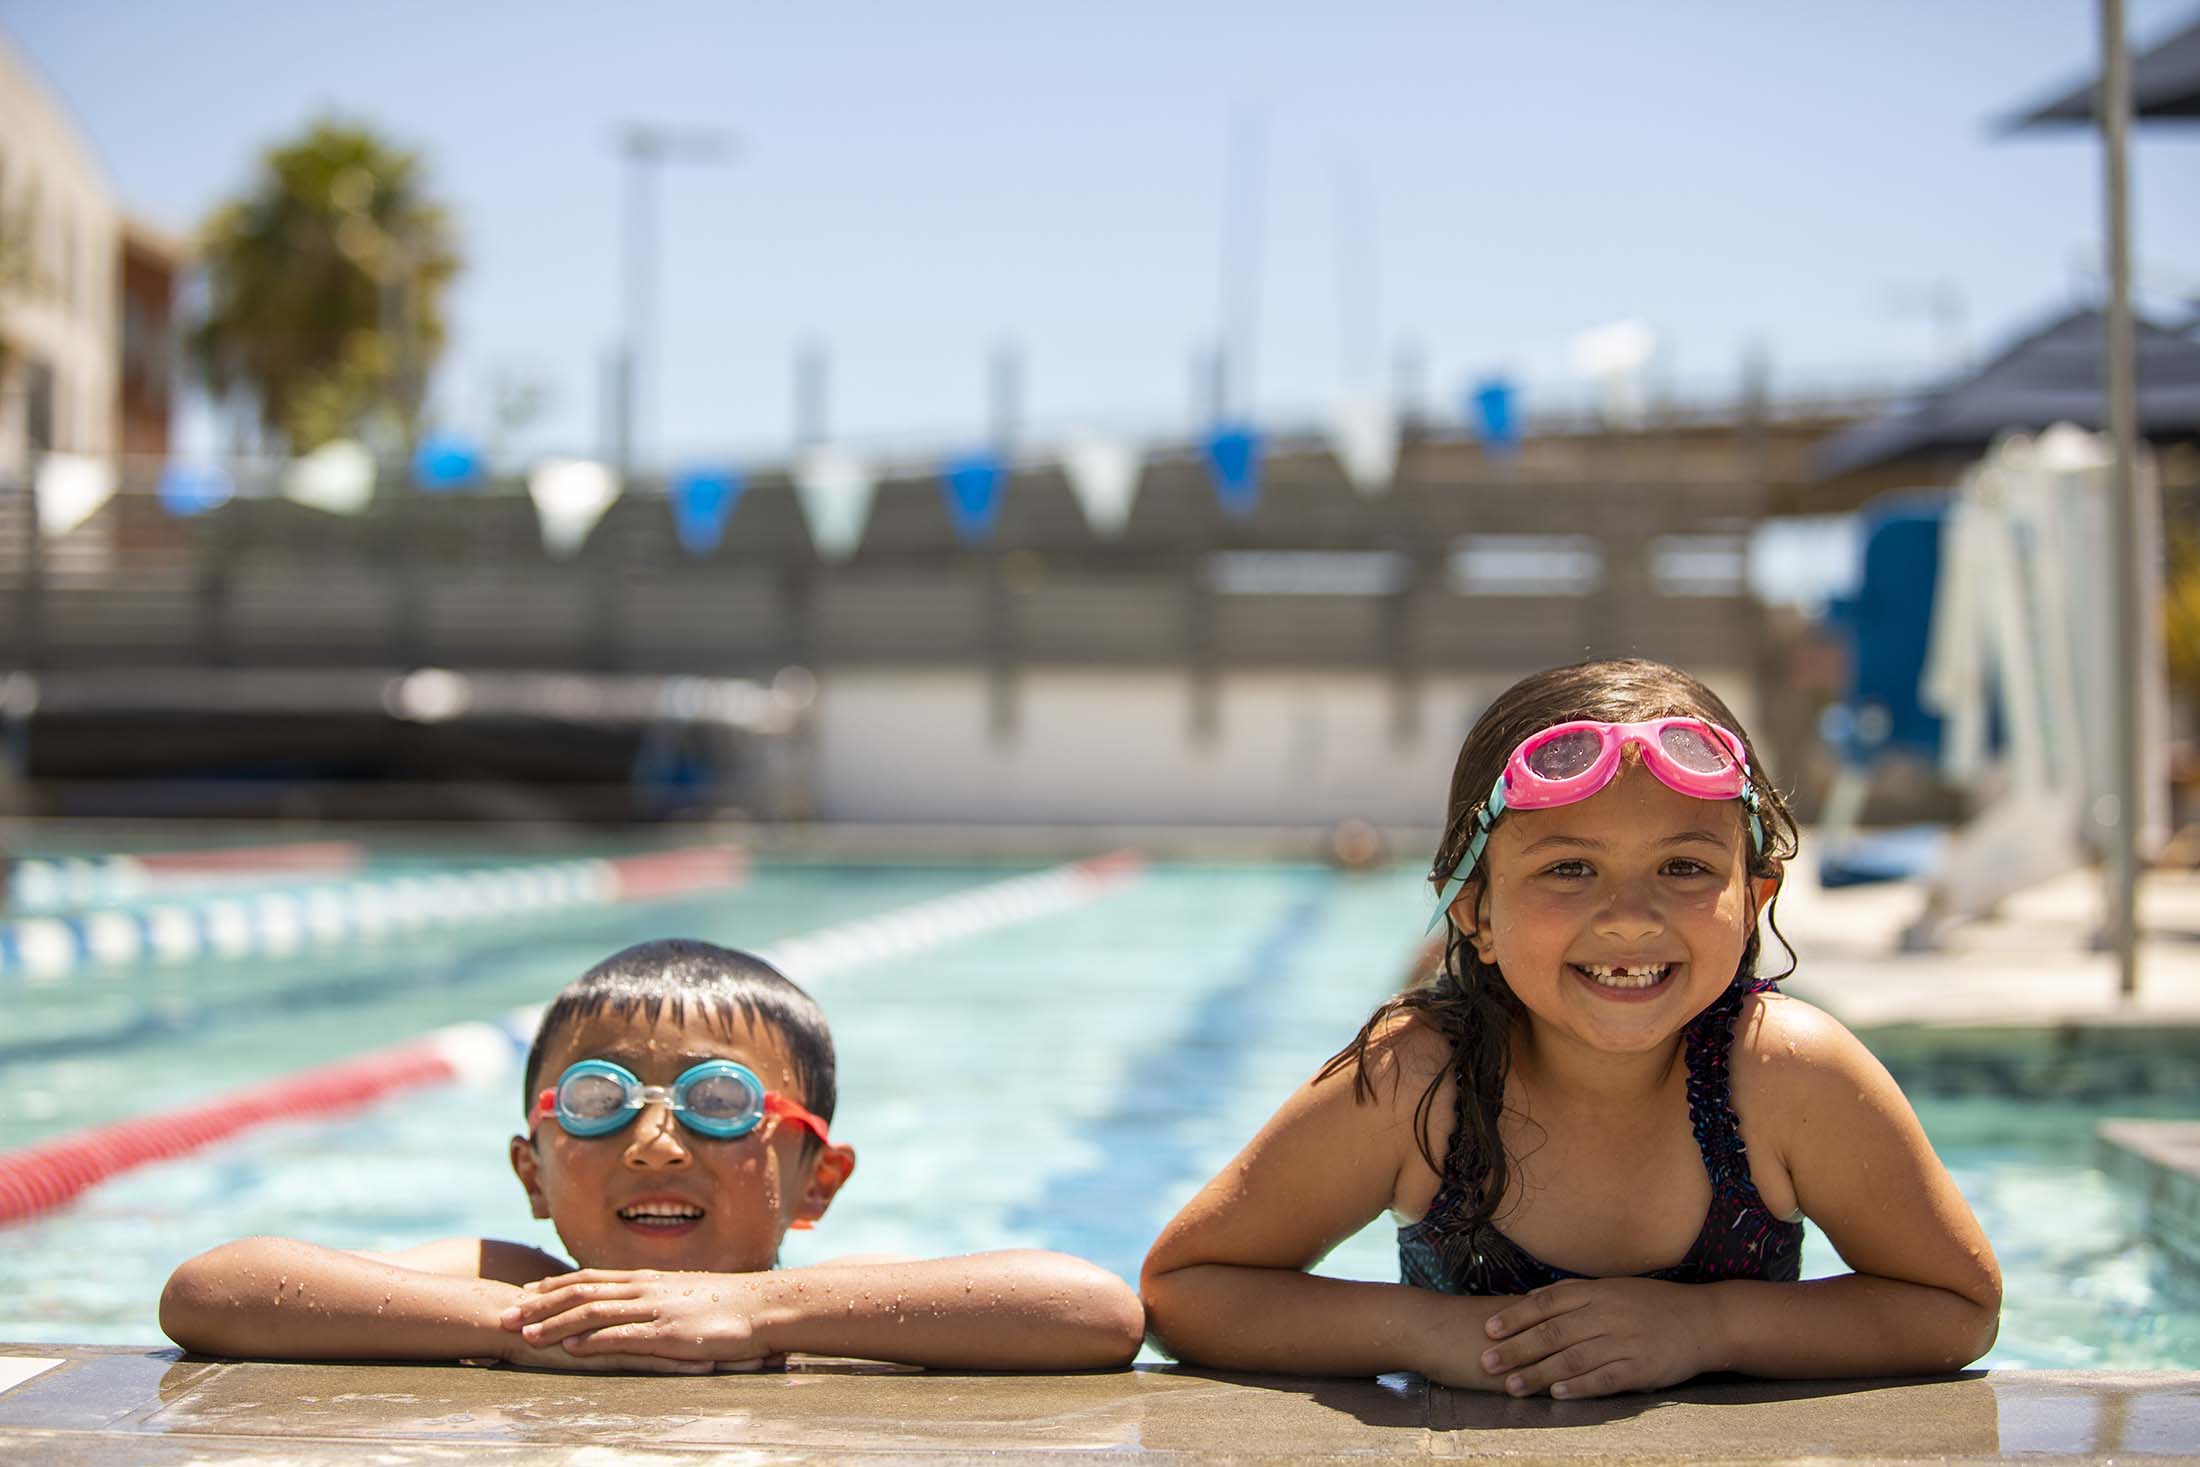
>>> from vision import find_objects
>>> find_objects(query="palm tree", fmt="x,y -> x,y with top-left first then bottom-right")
192,119 -> 460,454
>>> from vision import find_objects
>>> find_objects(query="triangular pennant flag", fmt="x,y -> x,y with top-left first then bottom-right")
527,458 -> 621,558
672,467 -> 744,555
1325,396 -> 1399,494
792,445 -> 878,560
1061,435 -> 1141,538
1203,424 -> 1262,519
413,433 -> 484,492
33,453 -> 116,539
1471,377 -> 1519,454
941,451 -> 1005,544
282,439 -> 375,515
157,461 -> 234,517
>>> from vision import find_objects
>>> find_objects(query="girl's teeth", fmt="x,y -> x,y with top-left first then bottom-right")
1578,963 -> 1671,988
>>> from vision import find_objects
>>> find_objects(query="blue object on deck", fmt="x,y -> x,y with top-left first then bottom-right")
1817,825 -> 1948,888
671,467 -> 743,554
1471,377 -> 1519,452
412,434 -> 484,492
1821,494 -> 1951,765
1203,425 -> 1262,518
942,452 -> 1005,543
156,463 -> 233,517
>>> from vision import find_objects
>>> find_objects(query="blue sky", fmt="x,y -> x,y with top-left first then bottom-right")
4,1 -> 2197,467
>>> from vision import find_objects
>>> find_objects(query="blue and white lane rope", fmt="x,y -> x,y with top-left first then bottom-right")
7,841 -> 365,913
0,850 -> 1143,1224
0,846 -> 746,984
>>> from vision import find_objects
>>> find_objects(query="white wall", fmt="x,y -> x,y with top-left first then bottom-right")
811,667 -> 1759,826
0,34 -> 122,476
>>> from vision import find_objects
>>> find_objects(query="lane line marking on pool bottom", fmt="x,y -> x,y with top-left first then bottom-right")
0,850 -> 1143,1227
8,840 -> 366,913
0,846 -> 746,984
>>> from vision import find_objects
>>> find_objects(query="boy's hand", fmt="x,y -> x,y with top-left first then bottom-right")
500,1268 -> 780,1368
1475,1279 -> 1723,1398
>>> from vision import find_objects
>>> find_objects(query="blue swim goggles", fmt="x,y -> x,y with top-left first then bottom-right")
532,1058 -> 832,1145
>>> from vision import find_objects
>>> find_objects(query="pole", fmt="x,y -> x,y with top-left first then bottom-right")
613,123 -> 738,478
1217,102 -> 1267,421
616,129 -> 658,476
2099,0 -> 2141,998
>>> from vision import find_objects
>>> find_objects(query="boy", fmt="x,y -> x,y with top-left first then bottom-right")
160,939 -> 1145,1372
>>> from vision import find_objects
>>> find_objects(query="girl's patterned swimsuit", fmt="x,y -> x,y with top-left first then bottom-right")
1398,977 -> 1804,1293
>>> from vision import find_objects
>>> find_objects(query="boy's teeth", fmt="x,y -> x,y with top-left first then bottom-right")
1577,963 -> 1671,988
620,1203 -> 704,1221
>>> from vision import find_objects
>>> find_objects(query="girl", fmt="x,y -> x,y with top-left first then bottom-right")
1142,659 -> 2000,1398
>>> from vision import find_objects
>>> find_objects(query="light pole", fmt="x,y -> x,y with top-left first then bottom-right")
612,122 -> 738,476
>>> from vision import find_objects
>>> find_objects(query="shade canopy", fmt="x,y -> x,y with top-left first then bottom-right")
2004,12 -> 2200,127
1812,307 -> 2200,479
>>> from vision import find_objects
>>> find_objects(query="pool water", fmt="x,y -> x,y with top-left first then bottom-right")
1,851 -> 2194,1369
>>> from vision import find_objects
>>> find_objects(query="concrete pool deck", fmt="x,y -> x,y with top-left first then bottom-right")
1,1345 -> 2196,1465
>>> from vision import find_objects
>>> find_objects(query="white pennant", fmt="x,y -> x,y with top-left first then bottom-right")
527,458 -> 621,558
34,453 -> 117,539
1060,435 -> 1142,538
793,446 -> 878,560
282,439 -> 376,515
1324,396 -> 1399,495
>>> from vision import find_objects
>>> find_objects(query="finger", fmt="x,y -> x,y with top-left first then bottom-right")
562,1321 -> 705,1359
1548,1362 -> 1635,1400
1500,1341 -> 1620,1399
504,1280 -> 645,1326
524,1299 -> 656,1346
1485,1283 -> 1591,1340
525,1268 -> 654,1292
1480,1314 -> 1587,1376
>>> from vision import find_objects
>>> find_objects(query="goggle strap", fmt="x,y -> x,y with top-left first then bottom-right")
765,1092 -> 833,1145
1426,778 -> 1504,932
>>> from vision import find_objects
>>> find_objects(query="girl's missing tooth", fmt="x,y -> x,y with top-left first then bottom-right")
1141,658 -> 2000,1398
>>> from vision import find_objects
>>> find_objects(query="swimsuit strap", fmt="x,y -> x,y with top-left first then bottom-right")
1681,974 -> 1777,1200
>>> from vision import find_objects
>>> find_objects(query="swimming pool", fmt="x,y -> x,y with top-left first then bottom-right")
1,846 -> 2194,1369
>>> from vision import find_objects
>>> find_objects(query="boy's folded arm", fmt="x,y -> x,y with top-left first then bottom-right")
159,1235 -> 529,1362
1139,1021 -> 1511,1388
1709,1001 -> 2002,1378
756,1250 -> 1144,1368
511,1250 -> 1145,1370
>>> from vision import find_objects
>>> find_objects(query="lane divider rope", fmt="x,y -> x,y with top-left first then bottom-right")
9,841 -> 367,912
0,847 -> 746,984
0,850 -> 1142,1226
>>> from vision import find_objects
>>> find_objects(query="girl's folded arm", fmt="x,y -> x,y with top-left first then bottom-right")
1707,1000 -> 2001,1378
1140,1019 -> 1510,1387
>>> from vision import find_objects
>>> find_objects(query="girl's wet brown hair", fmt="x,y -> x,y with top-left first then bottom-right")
1319,658 -> 1799,1256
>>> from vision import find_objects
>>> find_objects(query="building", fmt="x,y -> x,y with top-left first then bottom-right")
0,31 -> 181,479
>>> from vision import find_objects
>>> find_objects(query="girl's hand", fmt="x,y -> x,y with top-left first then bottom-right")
499,1268 -> 780,1368
1476,1279 -> 1723,1398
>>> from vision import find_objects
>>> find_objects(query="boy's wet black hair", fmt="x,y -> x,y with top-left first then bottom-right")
522,939 -> 836,1147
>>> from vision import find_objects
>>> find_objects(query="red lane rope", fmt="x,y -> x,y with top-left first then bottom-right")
0,1043 -> 455,1226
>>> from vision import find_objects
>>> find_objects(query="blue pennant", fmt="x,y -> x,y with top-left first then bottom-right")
1203,424 -> 1262,518
412,433 -> 484,492
156,462 -> 233,517
942,451 -> 1005,544
1471,377 -> 1518,454
672,467 -> 744,555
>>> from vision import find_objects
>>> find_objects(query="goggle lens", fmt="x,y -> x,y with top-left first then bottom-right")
1658,723 -> 1733,774
558,1070 -> 632,1126
681,1069 -> 762,1128
1524,727 -> 1603,780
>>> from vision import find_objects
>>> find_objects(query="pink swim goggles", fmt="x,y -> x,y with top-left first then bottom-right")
1428,718 -> 1763,931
